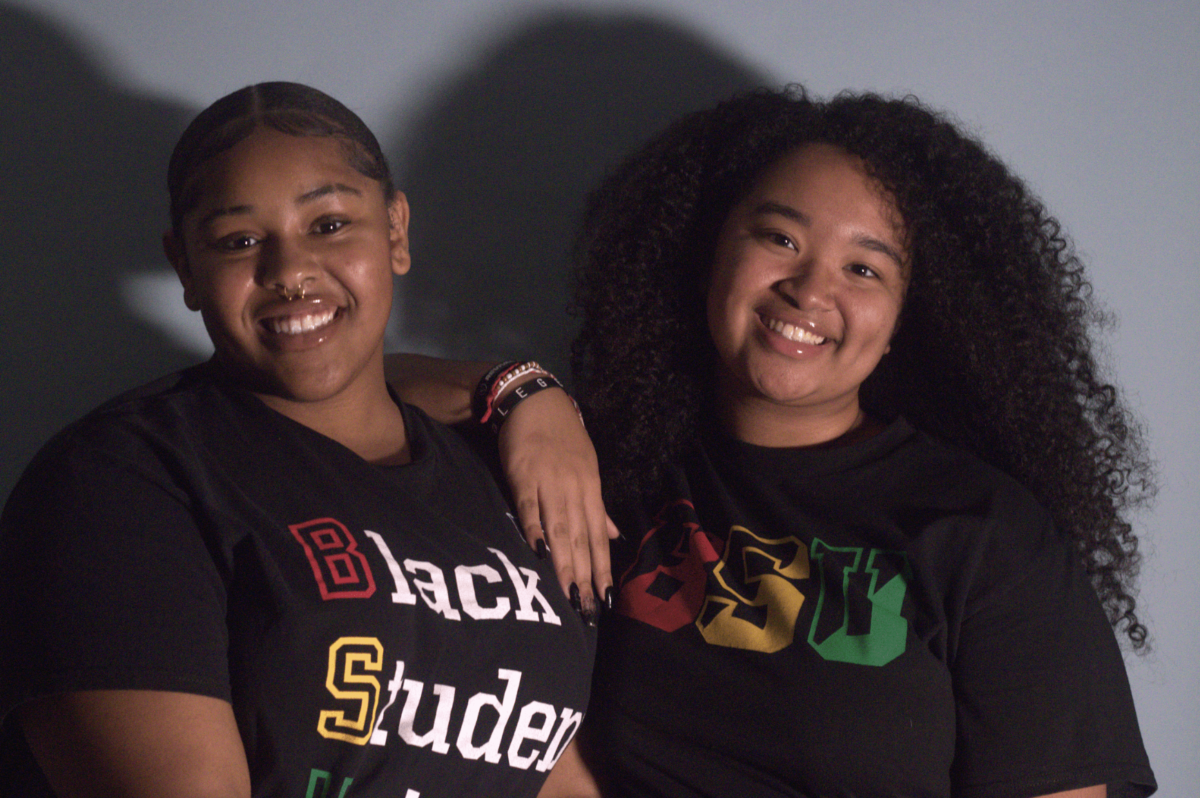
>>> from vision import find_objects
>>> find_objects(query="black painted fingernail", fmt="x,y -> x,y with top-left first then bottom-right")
569,583 -> 582,613
535,538 -> 548,560
604,586 -> 615,612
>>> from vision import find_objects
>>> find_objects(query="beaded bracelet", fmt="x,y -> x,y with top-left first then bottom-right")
489,361 -> 545,405
487,374 -> 565,433
474,361 -> 551,424
471,360 -> 522,422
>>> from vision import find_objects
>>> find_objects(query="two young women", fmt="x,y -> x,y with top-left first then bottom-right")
2,82 -> 1155,798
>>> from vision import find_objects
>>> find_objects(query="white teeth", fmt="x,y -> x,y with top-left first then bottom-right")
267,308 -> 336,335
765,317 -> 826,345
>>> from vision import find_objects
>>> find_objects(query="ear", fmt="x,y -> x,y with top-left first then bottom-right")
163,230 -> 201,311
386,191 -> 411,277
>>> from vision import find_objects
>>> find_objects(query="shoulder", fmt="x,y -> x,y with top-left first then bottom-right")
3,365 -> 234,516
923,429 -> 1049,519
849,420 -> 1051,538
33,365 -> 223,453
885,422 -> 1059,546
877,428 -> 1094,643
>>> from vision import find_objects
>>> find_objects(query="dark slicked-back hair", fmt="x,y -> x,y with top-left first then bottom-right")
167,81 -> 394,232
572,86 -> 1154,647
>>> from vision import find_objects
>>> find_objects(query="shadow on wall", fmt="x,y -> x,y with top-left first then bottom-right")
0,4 -> 196,503
391,11 -> 766,376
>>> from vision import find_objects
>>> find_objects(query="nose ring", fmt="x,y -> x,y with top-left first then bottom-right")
276,279 -> 311,301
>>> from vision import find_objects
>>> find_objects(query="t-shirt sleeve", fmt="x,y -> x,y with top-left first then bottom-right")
949,487 -> 1155,798
0,430 -> 231,724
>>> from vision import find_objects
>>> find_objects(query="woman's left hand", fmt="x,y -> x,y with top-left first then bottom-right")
497,387 -> 617,624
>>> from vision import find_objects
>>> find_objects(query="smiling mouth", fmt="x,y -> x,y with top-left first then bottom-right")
764,316 -> 827,345
264,308 -> 338,335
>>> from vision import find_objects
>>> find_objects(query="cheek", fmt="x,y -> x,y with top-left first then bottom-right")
851,294 -> 904,360
706,252 -> 758,340
195,267 -> 256,324
705,270 -> 741,359
351,248 -> 400,307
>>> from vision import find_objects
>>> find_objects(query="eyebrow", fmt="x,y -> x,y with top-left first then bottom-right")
854,235 -> 906,270
751,200 -> 906,269
297,183 -> 363,203
196,183 -> 364,228
752,201 -> 811,227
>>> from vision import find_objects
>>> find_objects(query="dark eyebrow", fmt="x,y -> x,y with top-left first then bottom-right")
854,234 -> 906,270
297,183 -> 363,204
194,184 -> 364,229
753,200 -> 905,270
751,201 -> 811,226
196,205 -> 252,228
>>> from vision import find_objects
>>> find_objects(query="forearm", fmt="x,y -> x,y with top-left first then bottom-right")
384,352 -> 496,424
383,352 -> 616,611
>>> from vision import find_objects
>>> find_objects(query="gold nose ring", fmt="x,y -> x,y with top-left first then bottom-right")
277,281 -> 309,301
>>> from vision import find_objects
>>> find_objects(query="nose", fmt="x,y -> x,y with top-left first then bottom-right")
257,235 -> 318,299
777,258 -> 835,312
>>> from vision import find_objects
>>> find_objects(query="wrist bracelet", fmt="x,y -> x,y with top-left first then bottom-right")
472,360 -> 522,423
476,361 -> 549,424
489,374 -> 564,432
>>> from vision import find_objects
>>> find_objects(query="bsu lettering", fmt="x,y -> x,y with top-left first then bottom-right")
696,525 -> 809,653
620,503 -> 912,667
807,540 -> 910,667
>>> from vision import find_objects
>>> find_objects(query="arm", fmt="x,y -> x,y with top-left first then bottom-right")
1032,788 -> 1105,798
384,352 -> 492,425
19,690 -> 250,798
385,353 -> 617,617
1,426 -> 248,797
537,738 -> 602,798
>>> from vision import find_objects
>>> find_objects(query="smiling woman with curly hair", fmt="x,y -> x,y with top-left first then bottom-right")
565,86 -> 1156,798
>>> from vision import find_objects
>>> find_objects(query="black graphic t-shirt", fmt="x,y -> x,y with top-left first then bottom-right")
0,364 -> 594,797
589,417 -> 1154,798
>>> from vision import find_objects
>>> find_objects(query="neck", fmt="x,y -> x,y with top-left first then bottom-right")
257,370 -> 411,465
717,390 -> 871,449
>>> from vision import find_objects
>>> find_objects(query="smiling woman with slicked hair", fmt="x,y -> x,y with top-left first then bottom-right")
0,81 -> 601,798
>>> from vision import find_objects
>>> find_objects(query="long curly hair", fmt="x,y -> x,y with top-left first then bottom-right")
571,86 -> 1155,647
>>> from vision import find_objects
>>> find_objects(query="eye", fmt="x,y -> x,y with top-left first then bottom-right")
760,230 -> 797,251
215,233 -> 259,252
314,218 -> 347,235
848,262 -> 880,279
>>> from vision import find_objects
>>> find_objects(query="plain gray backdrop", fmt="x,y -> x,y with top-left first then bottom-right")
2,0 -> 1196,793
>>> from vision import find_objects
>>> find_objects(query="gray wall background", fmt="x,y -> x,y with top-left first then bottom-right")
2,0 -> 1196,793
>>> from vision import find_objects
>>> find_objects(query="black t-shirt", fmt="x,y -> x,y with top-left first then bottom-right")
0,364 -> 594,797
589,417 -> 1154,798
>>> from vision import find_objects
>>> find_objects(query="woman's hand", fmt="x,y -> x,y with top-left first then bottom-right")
385,353 -> 619,620
498,386 -> 617,623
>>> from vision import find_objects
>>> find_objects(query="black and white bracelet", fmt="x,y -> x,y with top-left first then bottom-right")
487,374 -> 564,433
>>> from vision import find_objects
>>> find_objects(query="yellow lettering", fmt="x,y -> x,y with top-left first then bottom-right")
318,637 -> 384,745
696,526 -> 808,653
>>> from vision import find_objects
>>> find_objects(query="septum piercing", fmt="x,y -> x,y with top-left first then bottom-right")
276,278 -> 312,301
